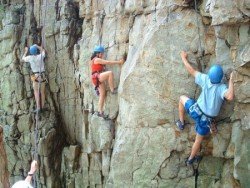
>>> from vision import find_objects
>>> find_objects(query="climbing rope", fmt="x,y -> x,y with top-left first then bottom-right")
96,0 -> 105,45
33,0 -> 48,187
154,0 -> 157,22
193,155 -> 202,188
194,0 -> 204,72
182,2 -> 205,185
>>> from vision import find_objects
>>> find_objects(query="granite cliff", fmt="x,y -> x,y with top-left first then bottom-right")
0,0 -> 249,187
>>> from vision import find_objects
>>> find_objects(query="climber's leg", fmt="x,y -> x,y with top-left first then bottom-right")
98,83 -> 106,113
99,71 -> 115,92
178,95 -> 190,124
41,82 -> 46,109
188,134 -> 204,160
33,82 -> 41,110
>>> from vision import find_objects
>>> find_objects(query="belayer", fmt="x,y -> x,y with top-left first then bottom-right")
176,51 -> 234,165
90,45 -> 124,118
22,44 -> 46,113
12,160 -> 38,188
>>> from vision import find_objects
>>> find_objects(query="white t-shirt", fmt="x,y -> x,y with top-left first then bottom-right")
12,180 -> 33,188
22,51 -> 45,73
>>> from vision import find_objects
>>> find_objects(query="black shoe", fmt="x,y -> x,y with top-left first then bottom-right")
95,87 -> 100,96
111,87 -> 118,95
41,107 -> 49,112
176,120 -> 185,130
32,109 -> 41,114
97,112 -> 109,119
186,158 -> 195,165
185,156 -> 202,166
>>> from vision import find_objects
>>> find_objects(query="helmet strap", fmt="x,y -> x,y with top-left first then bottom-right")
97,53 -> 102,58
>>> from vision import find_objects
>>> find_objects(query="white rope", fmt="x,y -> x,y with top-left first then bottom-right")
33,0 -> 48,187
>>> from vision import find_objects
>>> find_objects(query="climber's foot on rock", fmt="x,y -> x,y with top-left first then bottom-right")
95,87 -> 100,96
41,107 -> 50,113
97,112 -> 109,120
185,155 -> 202,166
32,108 -> 41,114
176,120 -> 185,130
111,87 -> 118,95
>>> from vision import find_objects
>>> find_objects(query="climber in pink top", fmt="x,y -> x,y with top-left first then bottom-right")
90,45 -> 124,118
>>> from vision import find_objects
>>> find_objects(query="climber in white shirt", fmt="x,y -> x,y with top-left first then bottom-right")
12,160 -> 38,188
22,44 -> 46,113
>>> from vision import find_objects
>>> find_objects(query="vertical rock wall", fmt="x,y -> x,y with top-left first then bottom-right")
0,0 -> 249,187
0,126 -> 9,188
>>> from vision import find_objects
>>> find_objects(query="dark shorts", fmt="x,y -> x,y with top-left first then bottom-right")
184,99 -> 211,136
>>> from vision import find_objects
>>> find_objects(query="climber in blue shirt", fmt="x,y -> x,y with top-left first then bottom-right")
176,51 -> 234,165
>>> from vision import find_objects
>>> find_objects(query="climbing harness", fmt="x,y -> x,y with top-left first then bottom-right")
208,119 -> 218,135
91,55 -> 105,96
196,102 -> 218,135
91,71 -> 101,96
31,72 -> 47,83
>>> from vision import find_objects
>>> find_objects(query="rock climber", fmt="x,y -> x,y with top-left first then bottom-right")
90,45 -> 124,118
22,44 -> 46,113
12,160 -> 38,188
176,51 -> 234,165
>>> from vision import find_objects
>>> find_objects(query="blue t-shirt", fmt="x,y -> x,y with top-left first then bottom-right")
195,72 -> 228,117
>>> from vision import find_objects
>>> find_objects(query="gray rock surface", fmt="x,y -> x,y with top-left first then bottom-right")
0,125 -> 9,188
0,0 -> 249,187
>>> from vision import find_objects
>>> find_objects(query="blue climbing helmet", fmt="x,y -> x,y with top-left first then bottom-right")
93,45 -> 105,53
208,65 -> 224,84
29,45 -> 38,55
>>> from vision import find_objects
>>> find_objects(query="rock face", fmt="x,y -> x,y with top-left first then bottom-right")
0,0 -> 249,188
0,125 -> 9,188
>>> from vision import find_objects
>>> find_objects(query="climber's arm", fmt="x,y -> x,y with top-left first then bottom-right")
22,47 -> 29,62
95,58 -> 124,65
35,45 -> 46,56
180,51 -> 198,77
25,160 -> 37,183
224,72 -> 234,101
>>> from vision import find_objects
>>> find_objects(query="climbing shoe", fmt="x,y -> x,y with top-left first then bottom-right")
111,87 -> 118,95
32,109 -> 41,114
176,120 -> 185,130
209,121 -> 218,135
41,107 -> 49,112
97,112 -> 109,119
95,87 -> 100,96
186,158 -> 195,165
185,156 -> 202,166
